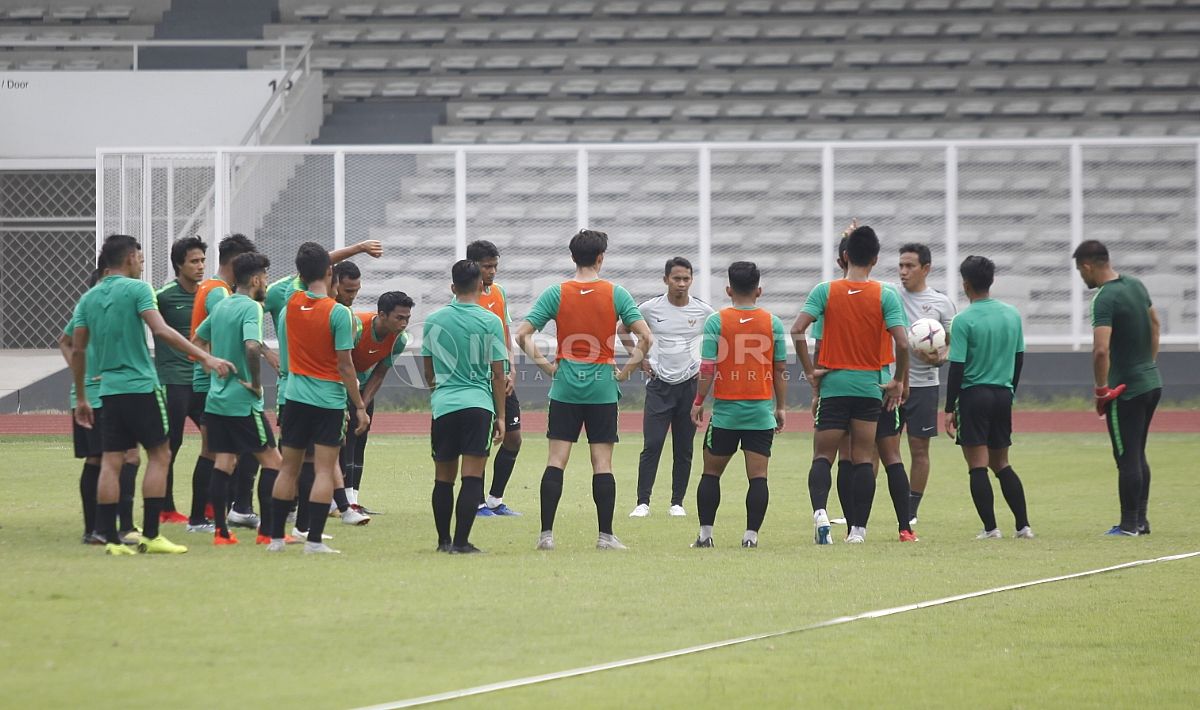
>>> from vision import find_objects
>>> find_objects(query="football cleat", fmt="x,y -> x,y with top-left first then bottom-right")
629,504 -> 650,518
138,536 -> 188,554
1138,520 -> 1151,535
536,532 -> 555,551
668,505 -> 687,517
341,507 -> 370,526
159,510 -> 189,525
741,539 -> 758,549
814,509 -> 832,545
1105,526 -> 1137,537
596,533 -> 627,550
1015,526 -> 1036,540
449,543 -> 485,554
303,542 -> 340,554
437,541 -> 452,553
213,532 -> 239,546
106,542 -> 136,556
186,522 -> 215,534
227,510 -> 260,529
845,534 -> 865,544
475,505 -> 496,518
898,530 -> 919,543
489,503 -> 522,516
690,536 -> 715,548
265,540 -> 287,552
976,529 -> 1003,540
292,526 -> 332,541
82,532 -> 106,545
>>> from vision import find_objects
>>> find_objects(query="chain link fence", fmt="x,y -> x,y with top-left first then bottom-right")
97,140 -> 1200,351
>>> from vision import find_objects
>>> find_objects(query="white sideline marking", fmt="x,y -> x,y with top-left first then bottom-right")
353,551 -> 1200,710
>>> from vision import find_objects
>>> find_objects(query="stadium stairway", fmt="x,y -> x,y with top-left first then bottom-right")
139,0 -> 277,69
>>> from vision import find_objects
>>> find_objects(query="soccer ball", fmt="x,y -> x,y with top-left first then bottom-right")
908,318 -> 947,357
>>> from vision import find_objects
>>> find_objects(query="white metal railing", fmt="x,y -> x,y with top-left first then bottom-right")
97,138 -> 1200,351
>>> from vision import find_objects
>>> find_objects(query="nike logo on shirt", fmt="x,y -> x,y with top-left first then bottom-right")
300,305 -> 316,311
848,289 -> 864,295
739,317 -> 754,324
368,349 -> 380,354
175,305 -> 185,309
580,289 -> 595,295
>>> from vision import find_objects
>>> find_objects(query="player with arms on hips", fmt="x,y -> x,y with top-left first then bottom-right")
265,243 -> 369,554
944,256 -> 1033,540
688,261 -> 787,549
620,256 -> 713,519
897,242 -> 957,526
72,234 -> 233,555
515,229 -> 653,551
1073,240 -> 1161,537
793,225 -> 909,544
192,252 -> 283,546
421,260 -> 508,553
468,239 -> 524,517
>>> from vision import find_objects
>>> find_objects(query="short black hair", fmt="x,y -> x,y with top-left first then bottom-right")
333,260 -> 361,282
1072,239 -> 1110,265
295,242 -> 330,285
960,255 -> 995,293
900,242 -> 932,266
232,252 -> 270,287
86,267 -> 103,288
836,235 -> 850,266
727,261 -> 760,295
466,240 -> 500,262
218,233 -> 256,265
378,290 -> 414,314
664,256 -> 693,276
100,234 -> 140,269
845,226 -> 879,267
452,259 -> 481,293
169,236 -> 207,275
569,229 -> 608,267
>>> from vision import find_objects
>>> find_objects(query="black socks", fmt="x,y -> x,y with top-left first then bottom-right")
995,466 -> 1029,531
143,497 -> 164,540
539,466 -> 564,532
808,457 -> 833,512
295,462 -> 315,532
592,473 -> 616,535
189,456 -> 213,524
98,502 -> 120,544
490,446 -> 519,500
209,469 -> 231,536
835,459 -> 853,521
80,462 -> 100,535
696,473 -> 721,526
884,462 -> 912,532
969,467 -> 997,532
454,477 -> 483,547
745,477 -> 769,533
909,490 -> 924,520
432,480 -> 454,546
118,462 -> 137,532
232,454 -> 257,514
270,497 -> 292,539
851,462 -> 875,529
257,468 -> 279,535
306,501 -> 330,544
333,487 -> 350,513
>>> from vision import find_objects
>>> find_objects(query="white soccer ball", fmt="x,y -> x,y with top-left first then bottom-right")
908,318 -> 947,357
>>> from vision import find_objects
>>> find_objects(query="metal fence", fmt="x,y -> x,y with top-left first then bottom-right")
97,139 -> 1200,350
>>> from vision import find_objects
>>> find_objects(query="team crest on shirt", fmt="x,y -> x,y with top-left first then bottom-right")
688,318 -> 697,326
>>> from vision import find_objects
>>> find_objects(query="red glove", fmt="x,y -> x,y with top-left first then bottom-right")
1095,384 -> 1126,417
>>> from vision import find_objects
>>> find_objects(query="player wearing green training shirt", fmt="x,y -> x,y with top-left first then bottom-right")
688,261 -> 787,549
194,252 -> 284,546
1073,240 -> 1162,537
421,261 -> 507,554
72,234 -> 233,556
943,256 -> 1032,541
515,229 -> 653,552
155,236 -> 207,525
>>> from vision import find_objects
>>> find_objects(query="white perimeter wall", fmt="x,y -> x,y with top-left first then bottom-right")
0,71 -> 286,158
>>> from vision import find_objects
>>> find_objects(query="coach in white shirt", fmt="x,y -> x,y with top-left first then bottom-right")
619,257 -> 714,518
897,242 -> 957,524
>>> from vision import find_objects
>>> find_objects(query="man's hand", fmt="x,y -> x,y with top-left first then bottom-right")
239,380 -> 263,398
263,348 -> 281,374
492,418 -> 506,445
810,393 -> 819,419
505,371 -> 515,396
615,364 -> 636,383
353,405 -> 370,435
355,240 -> 383,258
944,411 -> 957,439
640,359 -> 653,376
1095,384 -> 1126,417
691,404 -> 705,429
881,378 -> 904,411
74,400 -> 94,429
204,356 -> 235,378
914,348 -> 945,366
774,406 -> 786,434
808,368 -> 828,389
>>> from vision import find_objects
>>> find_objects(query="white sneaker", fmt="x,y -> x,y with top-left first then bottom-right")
597,533 -> 627,550
303,542 -> 340,554
265,540 -> 287,552
227,510 -> 260,529
845,533 -> 865,544
831,517 -> 847,525
1015,526 -> 1035,539
629,504 -> 650,518
668,504 -> 687,517
536,532 -> 555,550
292,526 -> 333,541
186,522 -> 215,533
976,529 -> 1003,540
813,509 -> 832,545
341,507 -> 371,526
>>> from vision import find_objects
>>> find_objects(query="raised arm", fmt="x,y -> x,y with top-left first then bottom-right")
330,240 -> 382,264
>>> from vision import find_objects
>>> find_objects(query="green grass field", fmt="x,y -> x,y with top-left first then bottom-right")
2,432 -> 1198,709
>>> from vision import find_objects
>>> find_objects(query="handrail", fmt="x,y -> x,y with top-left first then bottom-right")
239,40 -> 314,146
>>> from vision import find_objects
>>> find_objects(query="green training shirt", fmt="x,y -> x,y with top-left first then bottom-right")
265,274 -> 303,407
948,298 -> 1025,391
525,282 -> 645,404
65,294 -> 101,410
80,275 -> 161,397
154,279 -> 195,386
421,301 -> 507,419
196,294 -> 265,416
1090,275 -> 1162,399
700,307 -> 789,430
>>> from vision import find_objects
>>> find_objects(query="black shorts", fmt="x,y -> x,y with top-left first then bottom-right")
546,399 -> 619,444
206,411 -> 277,455
431,407 -> 494,461
504,391 -> 522,432
875,404 -> 904,440
902,385 -> 940,438
190,389 -> 208,427
955,385 -> 1013,449
280,399 -> 347,449
72,406 -> 103,459
704,425 -> 774,458
100,391 -> 169,452
814,396 -> 882,432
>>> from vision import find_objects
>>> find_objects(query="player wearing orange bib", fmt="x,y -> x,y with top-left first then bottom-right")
689,262 -> 788,549
515,230 -> 653,551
